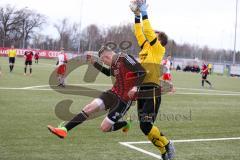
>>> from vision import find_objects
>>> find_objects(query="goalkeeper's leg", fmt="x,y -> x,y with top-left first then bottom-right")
138,97 -> 175,160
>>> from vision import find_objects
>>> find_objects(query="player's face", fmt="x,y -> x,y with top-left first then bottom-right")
100,52 -> 112,66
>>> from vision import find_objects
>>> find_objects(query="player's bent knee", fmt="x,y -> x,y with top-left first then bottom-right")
140,122 -> 153,135
82,104 -> 98,115
100,117 -> 113,132
100,123 -> 112,132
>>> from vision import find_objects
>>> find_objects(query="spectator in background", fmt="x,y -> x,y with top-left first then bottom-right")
176,64 -> 181,71
8,45 -> 17,72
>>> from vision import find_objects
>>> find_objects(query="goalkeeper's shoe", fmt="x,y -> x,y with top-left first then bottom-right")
122,117 -> 132,133
47,122 -> 67,139
165,140 -> 175,160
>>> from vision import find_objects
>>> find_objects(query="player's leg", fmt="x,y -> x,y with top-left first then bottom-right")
9,58 -> 13,72
202,74 -> 206,87
24,61 -> 27,75
100,100 -> 131,132
64,98 -> 104,131
204,75 -> 212,87
57,65 -> 66,86
137,91 -> 173,159
12,58 -> 15,71
48,98 -> 105,138
138,98 -> 167,151
29,61 -> 32,75
153,95 -> 175,160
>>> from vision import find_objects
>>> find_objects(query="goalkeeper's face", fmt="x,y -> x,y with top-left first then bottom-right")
100,51 -> 114,66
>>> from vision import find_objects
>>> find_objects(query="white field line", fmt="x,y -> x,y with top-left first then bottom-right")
119,137 -> 240,160
16,84 -> 240,94
177,87 -> 240,94
119,142 -> 162,159
1,86 -> 240,96
21,83 -> 111,89
174,92 -> 240,96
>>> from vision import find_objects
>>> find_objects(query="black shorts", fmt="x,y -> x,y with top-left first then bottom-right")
202,74 -> 208,80
25,61 -> 32,65
99,90 -> 132,124
137,86 -> 161,123
9,57 -> 15,64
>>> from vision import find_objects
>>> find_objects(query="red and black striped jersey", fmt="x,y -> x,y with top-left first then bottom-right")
94,53 -> 145,102
24,51 -> 33,61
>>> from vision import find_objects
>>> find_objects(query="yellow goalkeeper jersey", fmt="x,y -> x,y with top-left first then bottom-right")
8,49 -> 17,58
134,19 -> 165,86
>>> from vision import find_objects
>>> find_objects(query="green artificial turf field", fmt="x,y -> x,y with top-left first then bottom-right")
0,57 -> 240,160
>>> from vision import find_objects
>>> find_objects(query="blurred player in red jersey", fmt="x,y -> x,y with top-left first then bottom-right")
162,55 -> 175,93
56,48 -> 68,87
47,46 -> 146,139
24,47 -> 34,76
201,62 -> 212,88
34,52 -> 39,64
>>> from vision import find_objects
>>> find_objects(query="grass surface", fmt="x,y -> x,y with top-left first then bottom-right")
0,57 -> 240,160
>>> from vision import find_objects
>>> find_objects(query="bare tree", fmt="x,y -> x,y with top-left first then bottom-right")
19,8 -> 46,48
0,5 -> 23,47
54,18 -> 72,50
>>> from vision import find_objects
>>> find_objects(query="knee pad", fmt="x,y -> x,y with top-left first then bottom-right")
140,122 -> 153,135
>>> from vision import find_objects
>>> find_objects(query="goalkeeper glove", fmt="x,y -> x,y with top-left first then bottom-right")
139,0 -> 148,16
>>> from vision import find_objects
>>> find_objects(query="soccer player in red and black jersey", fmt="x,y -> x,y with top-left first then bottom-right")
34,52 -> 39,64
201,62 -> 212,88
24,47 -> 34,76
47,46 -> 146,138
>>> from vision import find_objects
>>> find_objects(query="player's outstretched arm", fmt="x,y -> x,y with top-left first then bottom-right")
131,4 -> 148,49
134,17 -> 149,49
140,2 -> 159,47
93,62 -> 112,77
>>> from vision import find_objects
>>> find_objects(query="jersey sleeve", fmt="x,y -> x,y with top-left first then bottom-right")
134,23 -> 149,50
93,62 -> 112,77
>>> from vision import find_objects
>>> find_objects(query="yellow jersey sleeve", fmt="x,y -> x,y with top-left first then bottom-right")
142,19 -> 165,62
134,23 -> 148,49
142,19 -> 158,44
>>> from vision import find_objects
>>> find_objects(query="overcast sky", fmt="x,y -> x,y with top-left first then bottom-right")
0,0 -> 239,51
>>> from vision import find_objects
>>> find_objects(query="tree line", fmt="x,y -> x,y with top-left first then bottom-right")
1,4 -> 239,63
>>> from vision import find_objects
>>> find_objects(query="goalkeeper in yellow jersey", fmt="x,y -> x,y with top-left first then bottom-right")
130,0 -> 175,159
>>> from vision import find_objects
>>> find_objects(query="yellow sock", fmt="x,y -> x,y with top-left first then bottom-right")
147,126 -> 169,154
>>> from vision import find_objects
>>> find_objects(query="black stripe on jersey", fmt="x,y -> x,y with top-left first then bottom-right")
141,40 -> 147,49
150,38 -> 157,46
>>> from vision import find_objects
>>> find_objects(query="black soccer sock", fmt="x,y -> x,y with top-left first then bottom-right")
11,65 -> 14,71
9,65 -> 12,72
111,121 -> 127,131
24,68 -> 27,74
30,68 -> 32,74
205,80 -> 211,86
64,110 -> 89,131
202,80 -> 204,87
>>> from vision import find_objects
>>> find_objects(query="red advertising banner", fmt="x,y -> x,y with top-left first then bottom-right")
0,47 -> 78,59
